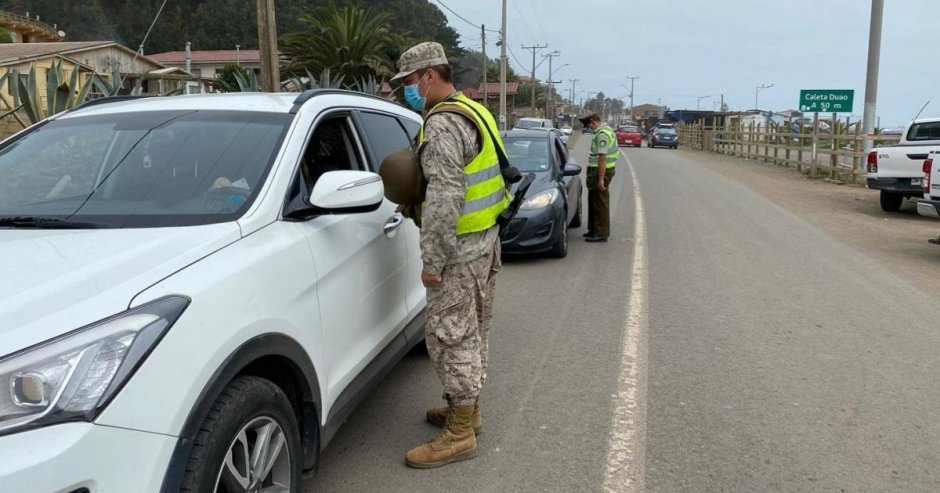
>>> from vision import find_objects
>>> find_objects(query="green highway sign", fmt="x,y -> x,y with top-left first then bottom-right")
799,89 -> 854,113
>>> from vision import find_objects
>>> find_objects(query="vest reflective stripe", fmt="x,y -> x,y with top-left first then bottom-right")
466,164 -> 502,186
419,93 -> 510,235
588,125 -> 618,168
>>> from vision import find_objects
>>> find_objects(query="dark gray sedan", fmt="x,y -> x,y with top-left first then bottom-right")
499,129 -> 582,258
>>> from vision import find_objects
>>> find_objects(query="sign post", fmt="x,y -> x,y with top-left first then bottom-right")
800,90 -> 854,179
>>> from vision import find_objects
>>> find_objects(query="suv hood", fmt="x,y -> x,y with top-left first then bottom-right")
0,224 -> 240,356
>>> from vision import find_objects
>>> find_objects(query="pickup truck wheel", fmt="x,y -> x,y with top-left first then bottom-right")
880,190 -> 904,212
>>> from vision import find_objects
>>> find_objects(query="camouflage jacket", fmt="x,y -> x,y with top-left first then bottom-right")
418,104 -> 499,275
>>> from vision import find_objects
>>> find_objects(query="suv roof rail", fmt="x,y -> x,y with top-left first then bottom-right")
71,95 -> 156,112
290,88 -> 398,114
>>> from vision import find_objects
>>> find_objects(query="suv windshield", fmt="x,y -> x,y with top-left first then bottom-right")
504,136 -> 551,172
0,110 -> 291,228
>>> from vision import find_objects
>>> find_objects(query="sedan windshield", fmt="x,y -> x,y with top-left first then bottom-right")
514,120 -> 543,129
504,137 -> 552,173
0,110 -> 291,228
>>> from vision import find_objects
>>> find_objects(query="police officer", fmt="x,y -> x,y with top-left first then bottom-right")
391,41 -> 510,469
579,112 -> 618,242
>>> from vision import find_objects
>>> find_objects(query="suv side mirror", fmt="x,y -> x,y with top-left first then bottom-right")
561,161 -> 582,177
284,170 -> 384,220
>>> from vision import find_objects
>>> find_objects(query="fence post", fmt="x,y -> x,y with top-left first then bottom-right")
830,112 -> 838,180
853,120 -> 861,184
811,112 -> 819,179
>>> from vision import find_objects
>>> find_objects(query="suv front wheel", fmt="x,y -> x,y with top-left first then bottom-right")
180,376 -> 302,492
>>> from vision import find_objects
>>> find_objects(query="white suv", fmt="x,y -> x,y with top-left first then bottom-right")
0,90 -> 426,491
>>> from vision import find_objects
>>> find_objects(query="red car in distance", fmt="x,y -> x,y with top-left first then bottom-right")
616,125 -> 642,147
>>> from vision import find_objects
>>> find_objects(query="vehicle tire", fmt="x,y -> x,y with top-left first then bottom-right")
880,190 -> 904,212
549,220 -> 568,258
180,376 -> 302,493
569,199 -> 582,228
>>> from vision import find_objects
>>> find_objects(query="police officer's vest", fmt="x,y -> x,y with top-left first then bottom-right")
418,93 -> 511,235
588,125 -> 618,169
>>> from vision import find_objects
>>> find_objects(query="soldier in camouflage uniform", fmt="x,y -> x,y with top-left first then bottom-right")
392,42 -> 507,469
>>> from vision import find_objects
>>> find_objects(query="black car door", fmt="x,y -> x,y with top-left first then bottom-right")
551,135 -> 579,225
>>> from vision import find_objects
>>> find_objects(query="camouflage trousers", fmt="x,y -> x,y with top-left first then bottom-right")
425,236 -> 501,407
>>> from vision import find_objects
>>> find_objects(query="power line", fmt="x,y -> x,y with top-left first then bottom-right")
511,0 -> 537,44
432,0 -> 499,32
507,46 -> 527,72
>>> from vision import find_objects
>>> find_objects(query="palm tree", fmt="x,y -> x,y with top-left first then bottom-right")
280,2 -> 396,83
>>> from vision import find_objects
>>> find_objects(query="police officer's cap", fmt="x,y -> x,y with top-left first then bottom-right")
578,112 -> 600,125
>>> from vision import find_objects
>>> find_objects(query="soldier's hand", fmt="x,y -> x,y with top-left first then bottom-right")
421,271 -> 443,288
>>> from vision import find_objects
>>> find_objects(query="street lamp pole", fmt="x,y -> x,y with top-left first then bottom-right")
755,83 -> 773,110
697,95 -> 711,110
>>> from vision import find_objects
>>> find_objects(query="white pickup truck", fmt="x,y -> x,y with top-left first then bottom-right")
866,117 -> 940,211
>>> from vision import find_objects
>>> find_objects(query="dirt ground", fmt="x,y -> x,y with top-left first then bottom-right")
681,148 -> 940,295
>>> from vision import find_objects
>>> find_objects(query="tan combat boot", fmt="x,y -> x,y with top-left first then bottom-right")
426,397 -> 482,434
406,404 -> 477,468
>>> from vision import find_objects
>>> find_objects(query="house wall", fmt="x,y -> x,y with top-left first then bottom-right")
0,57 -> 95,137
69,46 -> 162,75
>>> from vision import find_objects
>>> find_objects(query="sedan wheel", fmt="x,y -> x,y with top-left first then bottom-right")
549,218 -> 568,258
180,376 -> 302,493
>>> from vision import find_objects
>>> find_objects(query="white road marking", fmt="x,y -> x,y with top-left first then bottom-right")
603,154 -> 649,492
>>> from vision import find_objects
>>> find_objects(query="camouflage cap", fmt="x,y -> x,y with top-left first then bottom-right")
391,41 -> 449,82
578,112 -> 600,125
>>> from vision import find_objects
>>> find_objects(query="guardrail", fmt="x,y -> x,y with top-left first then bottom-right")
676,120 -> 902,184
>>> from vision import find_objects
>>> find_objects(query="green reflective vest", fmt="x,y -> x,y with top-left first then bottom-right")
419,93 -> 511,235
588,125 -> 618,169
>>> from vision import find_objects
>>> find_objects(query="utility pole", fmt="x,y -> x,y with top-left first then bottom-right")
862,0 -> 884,155
755,83 -> 773,110
522,43 -> 547,118
569,78 -> 579,109
499,0 -> 507,130
625,75 -> 639,119
482,25 -> 487,107
543,51 -> 560,119
256,0 -> 279,92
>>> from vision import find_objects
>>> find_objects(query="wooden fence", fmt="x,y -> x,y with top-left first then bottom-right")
675,119 -> 902,183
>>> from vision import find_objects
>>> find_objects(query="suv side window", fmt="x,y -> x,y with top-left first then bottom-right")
357,112 -> 412,171
298,114 -> 364,193
400,118 -> 421,147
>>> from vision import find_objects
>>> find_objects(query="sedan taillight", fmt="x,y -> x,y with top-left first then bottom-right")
924,158 -> 933,195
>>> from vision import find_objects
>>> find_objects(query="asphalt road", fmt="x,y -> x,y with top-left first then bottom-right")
306,135 -> 940,492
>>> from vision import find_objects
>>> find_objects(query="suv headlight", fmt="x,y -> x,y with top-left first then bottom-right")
521,189 -> 559,210
0,296 -> 188,436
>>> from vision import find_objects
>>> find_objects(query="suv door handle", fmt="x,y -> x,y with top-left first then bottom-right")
384,213 -> 404,237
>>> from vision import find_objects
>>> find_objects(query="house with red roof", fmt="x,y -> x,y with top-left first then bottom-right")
149,49 -> 261,80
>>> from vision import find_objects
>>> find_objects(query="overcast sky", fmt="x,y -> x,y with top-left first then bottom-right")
434,0 -> 936,127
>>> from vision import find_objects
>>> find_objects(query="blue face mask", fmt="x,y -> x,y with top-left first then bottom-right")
403,74 -> 428,111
